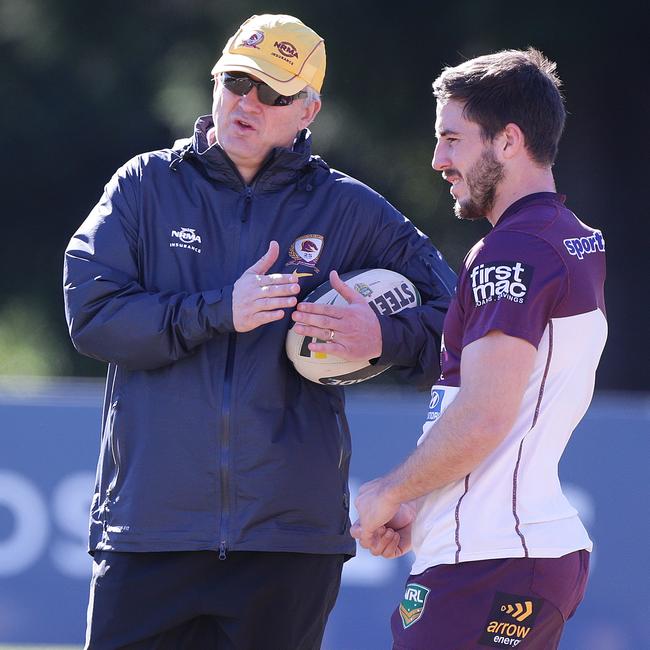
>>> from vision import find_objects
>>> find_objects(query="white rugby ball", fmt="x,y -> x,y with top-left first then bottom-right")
286,269 -> 421,385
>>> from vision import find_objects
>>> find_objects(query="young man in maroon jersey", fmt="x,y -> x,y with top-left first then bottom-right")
352,49 -> 606,649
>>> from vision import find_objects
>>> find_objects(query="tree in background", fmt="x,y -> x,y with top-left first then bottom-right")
0,0 -> 647,389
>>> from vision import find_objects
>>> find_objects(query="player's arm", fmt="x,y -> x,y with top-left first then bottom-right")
352,330 -> 536,543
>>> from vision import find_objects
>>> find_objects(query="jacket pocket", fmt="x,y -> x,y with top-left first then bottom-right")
104,398 -> 123,502
333,404 -> 352,533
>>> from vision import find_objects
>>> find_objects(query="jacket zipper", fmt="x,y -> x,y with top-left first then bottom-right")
218,187 -> 253,560
219,335 -> 235,559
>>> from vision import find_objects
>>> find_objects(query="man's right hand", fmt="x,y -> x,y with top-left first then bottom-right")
232,241 -> 300,332
351,502 -> 416,559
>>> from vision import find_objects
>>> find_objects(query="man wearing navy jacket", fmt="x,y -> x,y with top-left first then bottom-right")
64,13 -> 455,650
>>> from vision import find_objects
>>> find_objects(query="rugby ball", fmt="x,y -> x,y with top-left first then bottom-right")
286,269 -> 421,385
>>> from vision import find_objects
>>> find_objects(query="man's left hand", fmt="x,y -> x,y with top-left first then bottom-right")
291,270 -> 382,361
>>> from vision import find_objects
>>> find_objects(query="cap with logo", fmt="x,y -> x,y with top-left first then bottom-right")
211,14 -> 326,95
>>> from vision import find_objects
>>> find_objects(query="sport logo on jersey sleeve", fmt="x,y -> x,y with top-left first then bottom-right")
469,261 -> 533,306
563,230 -> 605,259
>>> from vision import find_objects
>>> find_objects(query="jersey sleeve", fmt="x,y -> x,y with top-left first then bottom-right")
458,230 -> 568,349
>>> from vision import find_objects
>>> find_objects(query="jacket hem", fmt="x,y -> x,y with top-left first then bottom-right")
91,534 -> 356,557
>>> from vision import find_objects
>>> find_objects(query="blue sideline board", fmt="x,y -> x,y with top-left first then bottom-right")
0,379 -> 648,649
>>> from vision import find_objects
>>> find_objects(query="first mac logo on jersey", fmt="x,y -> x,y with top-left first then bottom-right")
470,261 -> 533,306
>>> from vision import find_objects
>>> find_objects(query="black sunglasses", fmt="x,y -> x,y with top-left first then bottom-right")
220,71 -> 308,107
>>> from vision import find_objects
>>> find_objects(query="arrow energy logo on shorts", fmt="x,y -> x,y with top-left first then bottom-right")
479,592 -> 543,647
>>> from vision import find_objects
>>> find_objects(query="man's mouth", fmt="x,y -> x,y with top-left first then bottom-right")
234,117 -> 255,131
443,172 -> 462,197
443,171 -> 461,185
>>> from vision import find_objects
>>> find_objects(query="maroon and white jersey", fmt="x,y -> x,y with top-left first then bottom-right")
411,193 -> 607,572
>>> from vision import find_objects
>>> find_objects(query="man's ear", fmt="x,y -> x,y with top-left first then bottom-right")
498,122 -> 525,160
299,98 -> 322,129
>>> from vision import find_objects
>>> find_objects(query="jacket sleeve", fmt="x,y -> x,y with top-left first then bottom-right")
363,200 -> 457,386
63,161 -> 234,371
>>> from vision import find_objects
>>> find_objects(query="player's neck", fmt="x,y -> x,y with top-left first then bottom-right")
487,167 -> 556,227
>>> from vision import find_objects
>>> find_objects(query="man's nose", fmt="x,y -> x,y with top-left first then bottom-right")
432,142 -> 448,171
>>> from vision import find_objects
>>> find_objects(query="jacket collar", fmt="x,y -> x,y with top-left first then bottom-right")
189,115 -> 315,191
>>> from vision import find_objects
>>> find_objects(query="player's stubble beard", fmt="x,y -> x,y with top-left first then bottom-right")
453,146 -> 504,221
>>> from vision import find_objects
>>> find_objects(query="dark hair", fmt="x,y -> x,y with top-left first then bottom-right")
433,48 -> 565,165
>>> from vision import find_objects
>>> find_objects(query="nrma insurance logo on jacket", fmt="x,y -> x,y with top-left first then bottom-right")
170,227 -> 202,254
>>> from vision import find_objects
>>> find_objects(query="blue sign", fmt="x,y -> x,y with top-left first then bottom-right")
0,380 -> 648,649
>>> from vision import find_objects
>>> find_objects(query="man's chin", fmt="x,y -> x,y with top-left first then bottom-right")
455,200 -> 485,221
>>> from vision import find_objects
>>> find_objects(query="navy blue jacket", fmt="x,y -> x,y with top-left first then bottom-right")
63,116 -> 456,557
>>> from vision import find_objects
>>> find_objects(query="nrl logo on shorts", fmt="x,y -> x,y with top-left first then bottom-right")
286,234 -> 324,272
399,582 -> 430,629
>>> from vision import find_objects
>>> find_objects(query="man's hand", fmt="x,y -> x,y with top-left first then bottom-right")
350,476 -> 402,551
291,270 -> 382,360
351,502 -> 416,559
232,241 -> 300,333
